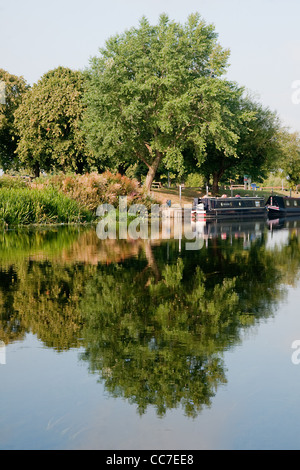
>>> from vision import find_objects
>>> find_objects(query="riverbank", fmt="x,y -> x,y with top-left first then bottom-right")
0,172 -> 155,227
1,173 -> 299,227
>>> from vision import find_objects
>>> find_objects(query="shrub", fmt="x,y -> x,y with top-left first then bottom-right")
34,171 -> 155,211
184,173 -> 205,188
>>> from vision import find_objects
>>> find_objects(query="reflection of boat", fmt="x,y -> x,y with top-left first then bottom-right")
191,219 -> 266,244
191,196 -> 266,220
267,215 -> 300,230
266,195 -> 300,218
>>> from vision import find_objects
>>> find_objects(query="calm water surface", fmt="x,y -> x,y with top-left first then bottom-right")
1,218 -> 300,450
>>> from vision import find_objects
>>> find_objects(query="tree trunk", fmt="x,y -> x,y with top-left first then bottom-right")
33,162 -> 40,178
212,170 -> 225,196
144,241 -> 161,283
212,172 -> 219,195
144,152 -> 162,194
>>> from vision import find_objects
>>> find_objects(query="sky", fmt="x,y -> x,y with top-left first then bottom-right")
1,0 -> 300,132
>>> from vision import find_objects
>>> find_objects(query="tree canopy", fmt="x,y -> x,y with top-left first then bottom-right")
0,69 -> 29,171
83,13 -> 252,192
199,95 -> 283,193
14,67 -> 91,177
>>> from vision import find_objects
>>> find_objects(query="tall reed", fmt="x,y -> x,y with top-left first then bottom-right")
0,187 -> 93,226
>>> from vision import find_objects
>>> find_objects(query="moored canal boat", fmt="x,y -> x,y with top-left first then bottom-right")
266,195 -> 300,218
191,196 -> 266,220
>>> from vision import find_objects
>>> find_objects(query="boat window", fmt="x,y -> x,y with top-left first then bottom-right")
255,201 -> 261,207
220,202 -> 232,207
294,200 -> 298,206
286,201 -> 290,206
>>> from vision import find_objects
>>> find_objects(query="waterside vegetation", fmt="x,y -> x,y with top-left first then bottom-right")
0,172 -> 156,227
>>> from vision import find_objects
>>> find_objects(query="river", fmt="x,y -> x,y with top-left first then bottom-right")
1,217 -> 300,450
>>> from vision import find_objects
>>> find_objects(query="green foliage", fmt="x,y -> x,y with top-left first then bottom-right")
0,175 -> 27,189
184,172 -> 205,187
278,130 -> 300,187
261,171 -> 287,189
0,69 -> 30,170
83,13 -> 242,192
14,67 -> 91,176
233,98 -> 283,179
199,93 -> 283,193
0,186 -> 93,226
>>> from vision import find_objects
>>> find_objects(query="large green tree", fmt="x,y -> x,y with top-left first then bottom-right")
199,95 -> 283,193
83,13 -> 248,193
14,67 -> 91,177
0,69 -> 29,171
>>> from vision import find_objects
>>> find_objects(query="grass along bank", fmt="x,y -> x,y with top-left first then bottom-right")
0,186 -> 93,226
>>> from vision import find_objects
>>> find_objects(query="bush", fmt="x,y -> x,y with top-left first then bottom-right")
33,171 -> 155,211
184,173 -> 205,188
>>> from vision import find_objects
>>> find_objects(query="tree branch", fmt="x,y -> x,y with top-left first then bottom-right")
137,151 -> 151,169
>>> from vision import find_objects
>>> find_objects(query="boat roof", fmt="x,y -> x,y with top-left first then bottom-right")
272,195 -> 300,199
200,196 -> 264,200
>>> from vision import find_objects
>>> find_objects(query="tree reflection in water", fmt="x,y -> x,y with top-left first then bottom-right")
0,219 -> 299,417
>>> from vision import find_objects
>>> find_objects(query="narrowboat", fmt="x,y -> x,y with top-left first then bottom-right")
266,195 -> 300,218
191,196 -> 266,220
